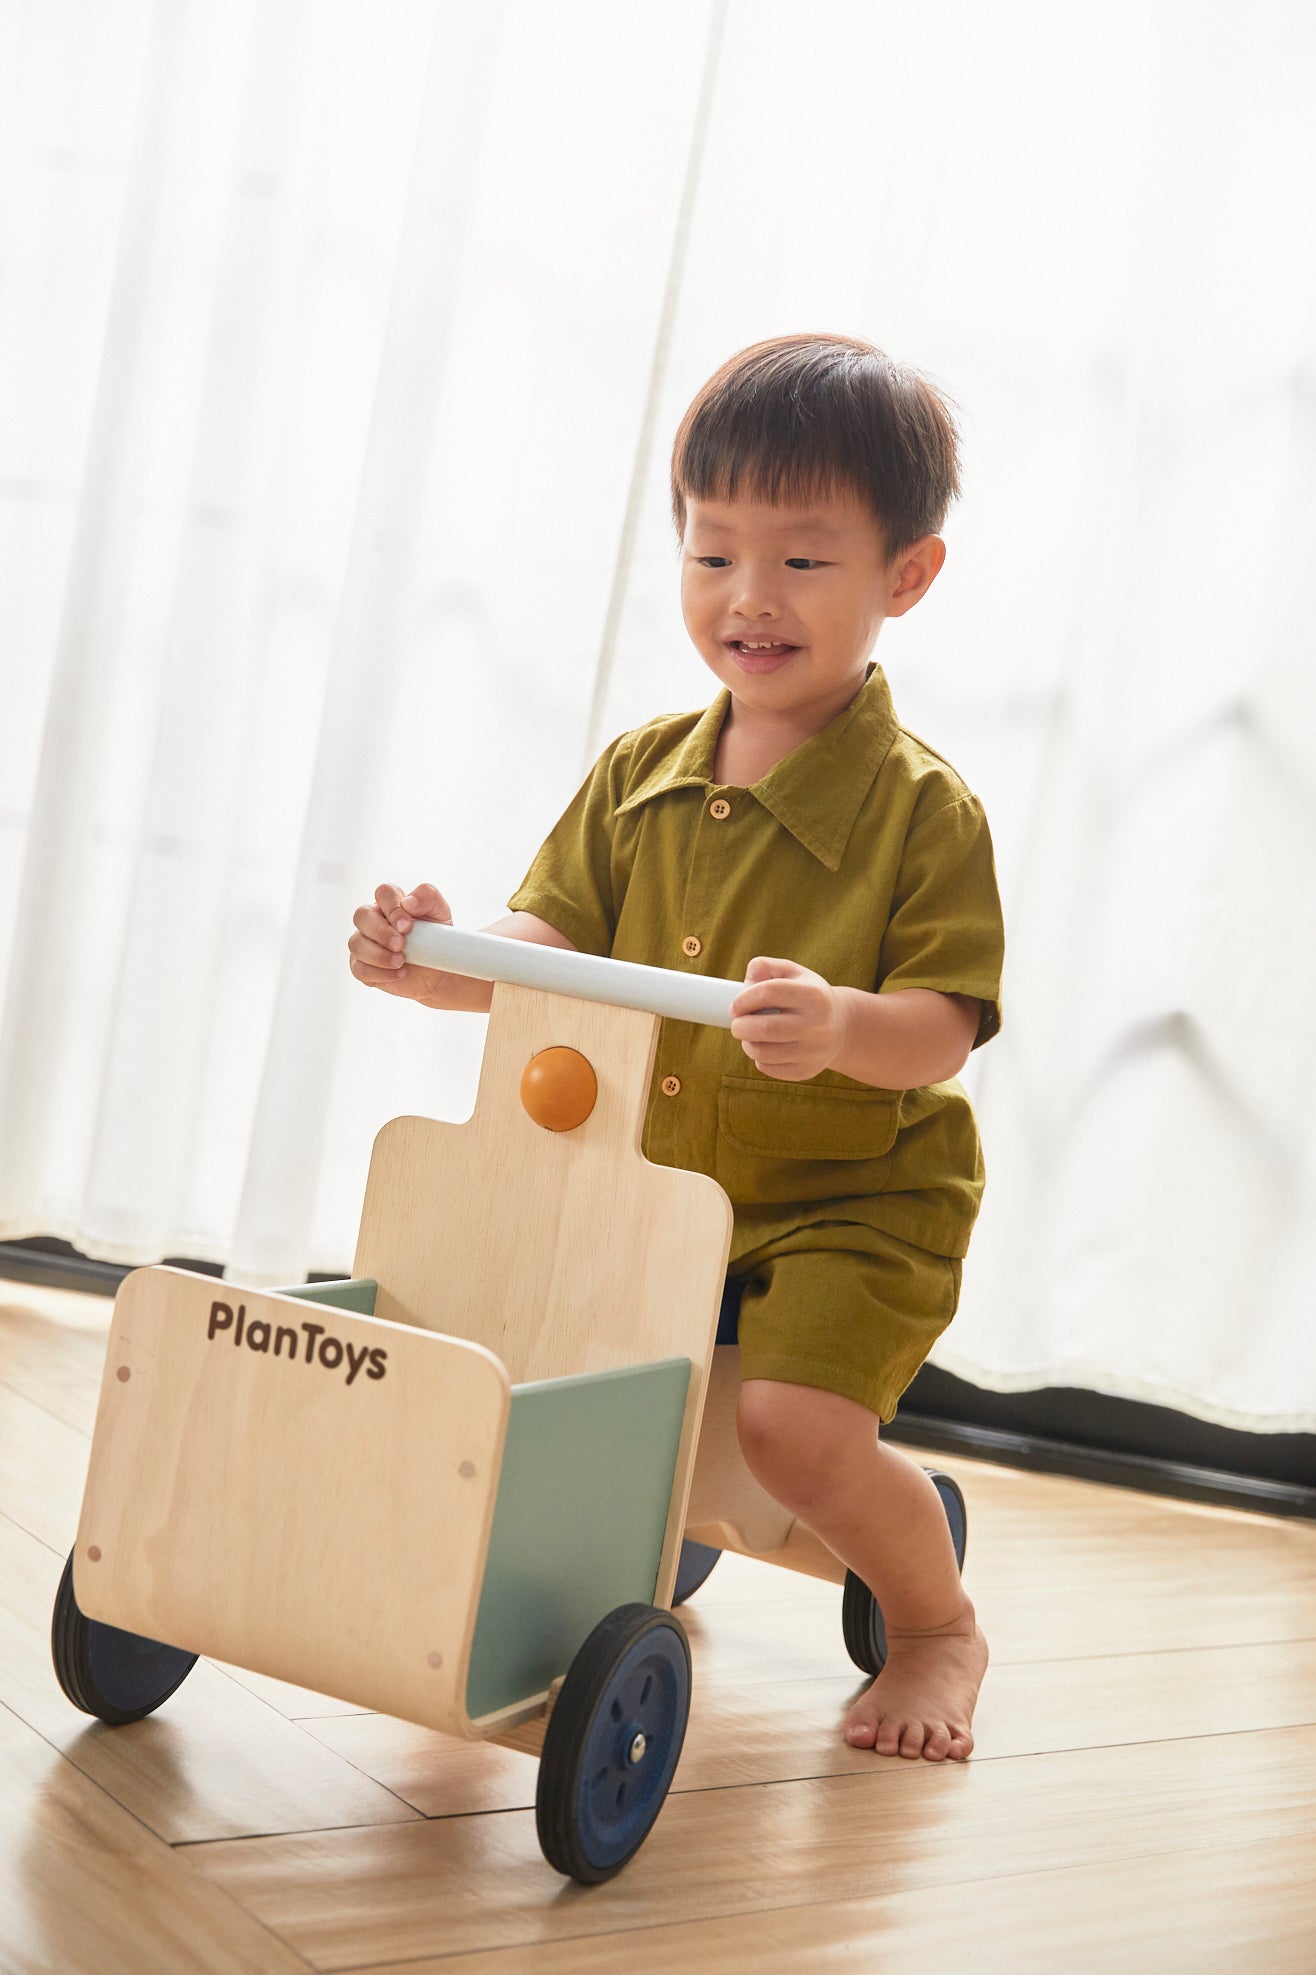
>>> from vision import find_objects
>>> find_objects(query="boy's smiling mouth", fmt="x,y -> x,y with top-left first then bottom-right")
724,637 -> 802,673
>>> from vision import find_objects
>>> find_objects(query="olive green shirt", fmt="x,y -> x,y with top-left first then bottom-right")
508,662 -> 1005,1262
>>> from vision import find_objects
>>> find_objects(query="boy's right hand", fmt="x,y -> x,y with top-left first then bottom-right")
348,883 -> 454,1003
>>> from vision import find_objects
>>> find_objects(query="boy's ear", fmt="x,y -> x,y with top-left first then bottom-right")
884,534 -> 946,617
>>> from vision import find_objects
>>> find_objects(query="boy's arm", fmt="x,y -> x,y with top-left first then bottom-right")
730,957 -> 982,1088
481,910 -> 578,952
828,985 -> 980,1088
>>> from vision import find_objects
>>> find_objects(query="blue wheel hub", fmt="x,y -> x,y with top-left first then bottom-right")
575,1628 -> 688,1873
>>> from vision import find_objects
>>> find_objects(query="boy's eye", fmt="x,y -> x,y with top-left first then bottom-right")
695,556 -> 825,569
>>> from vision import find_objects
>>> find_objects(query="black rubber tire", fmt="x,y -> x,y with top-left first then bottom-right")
841,1564 -> 888,1677
536,1603 -> 692,1883
51,1549 -> 198,1724
841,1469 -> 969,1677
671,1538 -> 721,1606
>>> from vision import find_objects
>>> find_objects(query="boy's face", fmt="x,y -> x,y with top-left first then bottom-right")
680,483 -> 944,721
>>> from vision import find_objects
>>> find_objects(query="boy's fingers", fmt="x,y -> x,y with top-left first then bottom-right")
731,1012 -> 797,1041
744,954 -> 804,984
349,932 -> 404,970
350,958 -> 406,988
373,886 -> 415,941
400,882 -> 451,919
740,1038 -> 803,1066
355,904 -> 401,940
352,910 -> 405,960
731,979 -> 800,1018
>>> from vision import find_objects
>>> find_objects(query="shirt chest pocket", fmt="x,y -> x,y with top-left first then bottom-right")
715,1075 -> 902,1208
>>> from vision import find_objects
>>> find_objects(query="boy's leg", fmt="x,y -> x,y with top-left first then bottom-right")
727,1236 -> 986,1757
736,1377 -> 988,1760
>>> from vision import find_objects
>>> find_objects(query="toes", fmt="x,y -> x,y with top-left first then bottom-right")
898,1720 -> 926,1759
874,1717 -> 904,1756
848,1716 -> 971,1761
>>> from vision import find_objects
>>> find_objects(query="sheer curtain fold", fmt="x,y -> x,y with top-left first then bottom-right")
2,0 -> 1314,1427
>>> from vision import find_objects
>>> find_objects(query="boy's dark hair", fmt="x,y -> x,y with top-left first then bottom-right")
670,332 -> 961,562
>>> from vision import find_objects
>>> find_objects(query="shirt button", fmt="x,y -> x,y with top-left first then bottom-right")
681,935 -> 702,958
709,798 -> 731,820
661,1075 -> 682,1097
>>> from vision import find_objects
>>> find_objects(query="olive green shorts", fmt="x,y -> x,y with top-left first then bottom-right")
724,1225 -> 962,1424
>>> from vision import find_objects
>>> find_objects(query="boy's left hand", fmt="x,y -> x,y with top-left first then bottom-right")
729,956 -> 846,1082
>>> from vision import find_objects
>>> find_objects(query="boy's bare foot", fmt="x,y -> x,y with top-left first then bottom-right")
843,1605 -> 989,1761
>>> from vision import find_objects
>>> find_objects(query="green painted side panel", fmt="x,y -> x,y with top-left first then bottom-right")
465,1358 -> 692,1722
271,1278 -> 379,1317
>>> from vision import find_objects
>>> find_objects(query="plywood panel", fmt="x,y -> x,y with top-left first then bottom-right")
74,1268 -> 509,1737
684,1343 -> 794,1553
0,1318 -> 374,1728
351,985 -> 733,1613
353,986 -> 732,1389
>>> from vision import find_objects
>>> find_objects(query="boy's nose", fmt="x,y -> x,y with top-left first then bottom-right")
730,590 -> 782,622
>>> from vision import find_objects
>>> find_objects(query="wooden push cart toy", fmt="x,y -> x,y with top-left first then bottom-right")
51,927 -> 967,1882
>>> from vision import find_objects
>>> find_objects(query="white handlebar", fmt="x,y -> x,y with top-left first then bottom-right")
403,922 -> 742,1030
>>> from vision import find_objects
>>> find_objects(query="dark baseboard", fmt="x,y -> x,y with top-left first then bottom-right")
0,1237 -> 223,1297
5,1236 -> 1313,1522
0,1236 -> 348,1297
889,1363 -> 1316,1522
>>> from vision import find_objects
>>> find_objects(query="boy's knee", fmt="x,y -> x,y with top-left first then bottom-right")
736,1378 -> 863,1515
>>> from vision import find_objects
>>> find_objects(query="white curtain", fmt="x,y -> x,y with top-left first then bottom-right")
3,0 -> 1314,1432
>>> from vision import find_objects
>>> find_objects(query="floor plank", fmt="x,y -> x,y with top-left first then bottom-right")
185,1724 -> 1316,1969
679,1554 -> 1316,1679
0,1378 -> 88,1552
0,1287 -> 110,1434
0,1699 -> 310,1974
301,1633 -> 1316,1818
376,1830 -> 1316,1974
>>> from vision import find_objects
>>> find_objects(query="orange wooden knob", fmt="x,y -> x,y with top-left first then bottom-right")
519,1047 -> 598,1132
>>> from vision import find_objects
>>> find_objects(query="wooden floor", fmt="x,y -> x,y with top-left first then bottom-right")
4,1282 -> 1316,1973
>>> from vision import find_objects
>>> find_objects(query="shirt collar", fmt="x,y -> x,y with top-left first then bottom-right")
614,662 -> 900,873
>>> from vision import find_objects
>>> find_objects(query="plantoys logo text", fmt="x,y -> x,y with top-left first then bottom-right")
207,1301 -> 387,1385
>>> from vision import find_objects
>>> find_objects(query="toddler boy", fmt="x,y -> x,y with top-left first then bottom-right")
349,333 -> 1005,1761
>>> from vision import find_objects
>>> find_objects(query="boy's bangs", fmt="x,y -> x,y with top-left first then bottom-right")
682,447 -> 853,516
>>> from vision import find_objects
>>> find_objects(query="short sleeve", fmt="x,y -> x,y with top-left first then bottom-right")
505,735 -> 632,957
876,793 -> 1005,1049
